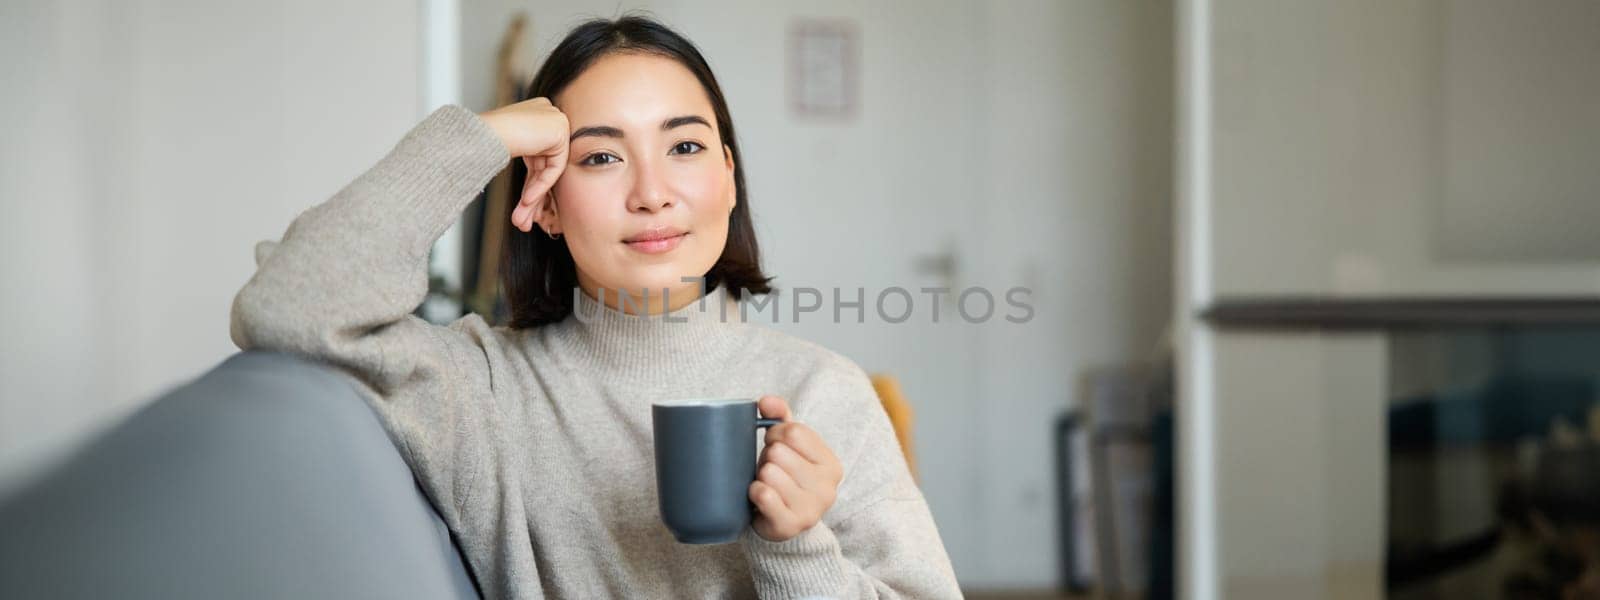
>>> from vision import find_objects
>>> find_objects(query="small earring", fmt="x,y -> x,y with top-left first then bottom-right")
543,191 -> 561,240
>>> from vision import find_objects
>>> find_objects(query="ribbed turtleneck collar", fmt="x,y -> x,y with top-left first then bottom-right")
544,283 -> 751,384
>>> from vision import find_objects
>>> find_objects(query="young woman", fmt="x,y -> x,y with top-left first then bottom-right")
231,15 -> 958,599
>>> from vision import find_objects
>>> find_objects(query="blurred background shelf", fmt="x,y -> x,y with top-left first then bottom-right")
1203,297 -> 1600,330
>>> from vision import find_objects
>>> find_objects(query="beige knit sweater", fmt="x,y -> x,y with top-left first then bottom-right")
228,104 -> 960,599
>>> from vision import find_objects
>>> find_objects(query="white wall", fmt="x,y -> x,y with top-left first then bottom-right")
1435,0 -> 1600,262
0,0 -> 424,494
1211,0 -> 1600,298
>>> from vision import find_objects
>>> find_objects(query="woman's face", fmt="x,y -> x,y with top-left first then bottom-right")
548,52 -> 736,308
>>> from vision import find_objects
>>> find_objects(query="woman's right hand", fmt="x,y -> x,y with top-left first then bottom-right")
478,97 -> 570,233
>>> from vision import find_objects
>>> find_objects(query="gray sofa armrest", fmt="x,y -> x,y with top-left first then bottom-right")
0,351 -> 480,600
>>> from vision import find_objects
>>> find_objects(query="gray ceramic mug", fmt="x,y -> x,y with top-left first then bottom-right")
652,397 -> 781,544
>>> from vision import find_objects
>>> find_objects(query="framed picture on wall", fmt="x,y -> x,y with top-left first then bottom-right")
788,18 -> 859,119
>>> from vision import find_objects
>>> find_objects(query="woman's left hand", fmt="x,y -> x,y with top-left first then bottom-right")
749,395 -> 845,542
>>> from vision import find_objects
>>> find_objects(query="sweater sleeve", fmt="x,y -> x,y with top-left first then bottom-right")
228,104 -> 511,521
740,358 -> 963,599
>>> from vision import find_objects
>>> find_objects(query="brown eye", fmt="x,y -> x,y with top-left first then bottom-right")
581,152 -> 620,166
670,141 -> 705,155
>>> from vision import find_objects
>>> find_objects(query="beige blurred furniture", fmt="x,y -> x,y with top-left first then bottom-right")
870,373 -> 917,482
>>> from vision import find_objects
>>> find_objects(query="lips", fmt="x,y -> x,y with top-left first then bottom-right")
623,226 -> 688,243
623,226 -> 688,254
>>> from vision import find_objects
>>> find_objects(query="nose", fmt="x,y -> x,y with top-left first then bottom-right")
626,155 -> 675,213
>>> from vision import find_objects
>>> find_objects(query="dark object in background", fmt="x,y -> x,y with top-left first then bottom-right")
1055,412 -> 1095,593
1386,374 -> 1599,593
1388,375 -> 1595,451
1055,363 -> 1175,599
0,352 -> 480,600
1148,410 -> 1176,600
1498,442 -> 1600,600
1529,444 -> 1600,527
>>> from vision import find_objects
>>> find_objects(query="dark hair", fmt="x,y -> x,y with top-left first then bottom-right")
502,15 -> 772,328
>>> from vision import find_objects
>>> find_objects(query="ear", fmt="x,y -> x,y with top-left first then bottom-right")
532,191 -> 562,236
723,144 -> 737,211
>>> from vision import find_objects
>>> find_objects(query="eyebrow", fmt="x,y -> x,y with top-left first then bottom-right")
569,115 -> 713,142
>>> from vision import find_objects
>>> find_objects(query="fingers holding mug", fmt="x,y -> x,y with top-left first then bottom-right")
749,480 -> 805,541
756,394 -> 793,423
